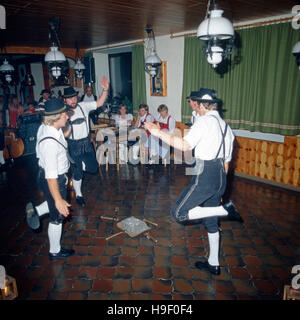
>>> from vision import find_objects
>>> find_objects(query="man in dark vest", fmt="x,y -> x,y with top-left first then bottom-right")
63,76 -> 109,207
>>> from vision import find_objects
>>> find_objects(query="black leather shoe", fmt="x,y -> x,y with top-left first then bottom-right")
223,200 -> 243,223
49,248 -> 75,260
195,259 -> 220,275
175,212 -> 189,223
26,202 -> 40,230
76,196 -> 86,207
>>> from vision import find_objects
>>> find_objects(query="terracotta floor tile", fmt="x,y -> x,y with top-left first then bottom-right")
1,156 -> 299,300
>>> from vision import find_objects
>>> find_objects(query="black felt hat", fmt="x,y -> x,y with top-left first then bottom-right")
43,98 -> 71,116
40,89 -> 51,95
63,86 -> 78,98
187,88 -> 221,104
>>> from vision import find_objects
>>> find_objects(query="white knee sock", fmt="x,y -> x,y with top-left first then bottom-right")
0,151 -> 5,165
35,201 -> 49,216
48,223 -> 62,254
188,205 -> 227,220
208,231 -> 220,266
73,179 -> 82,197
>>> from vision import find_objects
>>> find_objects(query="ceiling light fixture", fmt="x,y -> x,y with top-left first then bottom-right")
197,0 -> 235,68
292,40 -> 300,70
0,59 -> 14,83
144,27 -> 162,77
45,17 -> 66,79
73,41 -> 85,79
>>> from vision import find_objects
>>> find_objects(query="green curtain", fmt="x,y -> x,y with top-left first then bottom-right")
181,22 -> 300,136
131,44 -> 147,116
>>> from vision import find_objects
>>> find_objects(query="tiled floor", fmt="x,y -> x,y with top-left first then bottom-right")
0,155 -> 299,300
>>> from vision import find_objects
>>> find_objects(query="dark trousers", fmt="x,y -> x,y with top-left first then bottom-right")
172,158 -> 226,233
37,168 -> 67,224
68,137 -> 98,180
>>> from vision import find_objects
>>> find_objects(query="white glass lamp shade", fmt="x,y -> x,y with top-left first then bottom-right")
0,59 -> 14,72
145,50 -> 162,65
292,41 -> 300,54
5,74 -> 12,82
149,68 -> 157,77
51,66 -> 61,78
74,59 -> 85,71
45,46 -> 66,62
206,46 -> 224,68
197,9 -> 234,40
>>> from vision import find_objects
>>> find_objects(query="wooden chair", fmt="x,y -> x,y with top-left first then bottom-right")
95,128 -> 117,171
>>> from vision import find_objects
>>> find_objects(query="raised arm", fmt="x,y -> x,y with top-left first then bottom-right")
96,76 -> 109,107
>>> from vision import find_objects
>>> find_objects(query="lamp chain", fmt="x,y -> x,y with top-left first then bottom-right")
205,0 -> 211,19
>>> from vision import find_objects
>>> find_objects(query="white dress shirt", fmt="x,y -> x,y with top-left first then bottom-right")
82,94 -> 96,102
184,110 -> 235,162
115,114 -> 133,127
191,110 -> 200,124
69,101 -> 97,140
36,124 -> 69,179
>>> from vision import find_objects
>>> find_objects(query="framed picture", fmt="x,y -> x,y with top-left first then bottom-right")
150,61 -> 167,96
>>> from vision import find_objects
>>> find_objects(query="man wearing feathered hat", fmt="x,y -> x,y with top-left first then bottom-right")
63,76 -> 109,207
145,88 -> 243,276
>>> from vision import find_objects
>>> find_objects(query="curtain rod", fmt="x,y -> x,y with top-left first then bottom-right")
85,40 -> 144,52
170,16 -> 293,39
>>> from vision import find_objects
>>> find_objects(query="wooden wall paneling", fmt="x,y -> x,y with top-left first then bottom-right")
233,136 -> 300,188
295,137 -> 300,187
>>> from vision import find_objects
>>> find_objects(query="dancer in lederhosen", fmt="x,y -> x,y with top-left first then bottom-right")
63,76 -> 109,207
145,89 -> 243,276
26,98 -> 75,260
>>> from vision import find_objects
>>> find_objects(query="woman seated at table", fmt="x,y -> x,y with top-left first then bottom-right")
115,104 -> 133,163
149,104 -> 176,164
114,104 -> 133,127
132,104 -> 155,163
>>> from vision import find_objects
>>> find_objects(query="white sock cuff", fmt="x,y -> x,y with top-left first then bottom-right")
48,223 -> 62,254
72,179 -> 82,197
36,201 -> 49,216
208,231 -> 220,266
188,205 -> 227,220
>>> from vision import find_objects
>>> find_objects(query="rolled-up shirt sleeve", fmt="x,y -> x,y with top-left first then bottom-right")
183,121 -> 203,149
224,129 -> 235,162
